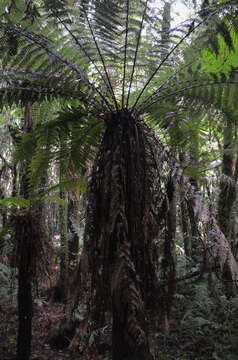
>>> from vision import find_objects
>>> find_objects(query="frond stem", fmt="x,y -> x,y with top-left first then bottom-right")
136,59 -> 195,113
139,81 -> 238,114
55,13 -> 114,112
83,7 -> 119,112
126,0 -> 148,109
130,9 -> 220,114
122,0 -> 130,109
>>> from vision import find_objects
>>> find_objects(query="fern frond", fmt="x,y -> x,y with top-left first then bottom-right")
0,21 -> 109,111
0,196 -> 30,208
139,60 -> 238,114
0,0 -> 237,116
0,67 -> 89,107
16,105 -> 103,189
170,72 -> 238,121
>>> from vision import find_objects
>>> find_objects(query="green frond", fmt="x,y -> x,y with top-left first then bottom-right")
0,196 -> 30,208
0,181 -> 85,210
177,73 -> 238,120
0,67 -> 89,107
0,0 -> 211,113
0,0 -> 237,116
200,14 -> 238,74
16,105 -> 103,189
0,19 -> 105,109
217,21 -> 233,50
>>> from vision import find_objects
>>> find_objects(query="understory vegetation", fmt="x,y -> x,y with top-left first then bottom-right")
1,0 -> 238,359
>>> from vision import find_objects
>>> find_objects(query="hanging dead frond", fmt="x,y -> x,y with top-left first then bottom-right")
111,241 -> 153,360
144,124 -> 238,285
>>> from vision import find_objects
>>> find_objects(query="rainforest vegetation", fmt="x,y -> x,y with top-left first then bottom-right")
1,0 -> 238,359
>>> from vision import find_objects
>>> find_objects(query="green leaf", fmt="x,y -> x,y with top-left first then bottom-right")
201,25 -> 238,74
0,197 -> 30,208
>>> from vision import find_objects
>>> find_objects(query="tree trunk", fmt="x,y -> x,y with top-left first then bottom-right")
57,138 -> 69,301
68,190 -> 79,263
83,110 -> 158,358
58,187 -> 68,301
111,243 -> 152,360
0,165 -> 7,227
17,104 -> 33,360
161,177 -> 176,331
161,1 -> 171,55
218,115 -> 237,295
218,116 -> 236,241
188,126 -> 200,261
16,220 -> 33,360
180,196 -> 191,258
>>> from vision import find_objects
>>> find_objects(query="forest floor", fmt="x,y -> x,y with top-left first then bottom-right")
0,299 -> 77,360
0,265 -> 83,360
1,275 -> 238,360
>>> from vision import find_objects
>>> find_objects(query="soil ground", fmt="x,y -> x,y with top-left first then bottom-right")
0,299 -> 80,360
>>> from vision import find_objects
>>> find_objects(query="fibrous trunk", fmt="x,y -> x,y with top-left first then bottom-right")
58,187 -> 68,300
16,105 -> 50,360
17,104 -> 33,360
16,215 -> 33,360
84,110 -> 160,359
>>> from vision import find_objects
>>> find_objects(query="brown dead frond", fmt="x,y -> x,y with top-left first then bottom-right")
145,126 -> 238,285
111,241 -> 151,357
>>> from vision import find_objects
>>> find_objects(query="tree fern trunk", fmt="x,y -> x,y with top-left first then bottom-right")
58,187 -> 68,301
16,208 -> 48,360
57,138 -> 69,301
16,206 -> 33,360
83,110 -> 159,358
17,104 -> 33,360
111,243 -> 152,360
17,246 -> 33,360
